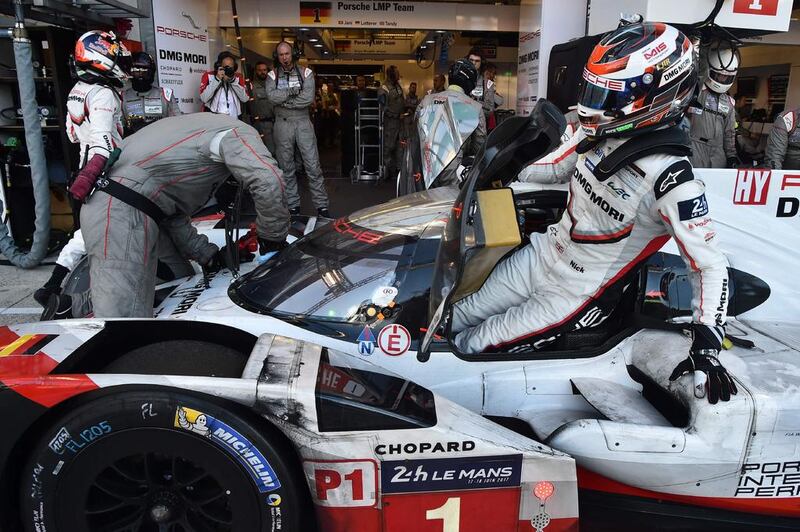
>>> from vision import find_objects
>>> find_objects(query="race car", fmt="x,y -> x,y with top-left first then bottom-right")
2,101 -> 799,531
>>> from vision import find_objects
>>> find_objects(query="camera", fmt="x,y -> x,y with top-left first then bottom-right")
223,65 -> 236,78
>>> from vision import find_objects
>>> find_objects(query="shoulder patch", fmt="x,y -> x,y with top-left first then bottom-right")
677,194 -> 709,221
163,88 -> 174,100
303,67 -> 313,78
268,70 -> 276,80
487,80 -> 494,89
654,159 -> 694,200
783,111 -> 794,132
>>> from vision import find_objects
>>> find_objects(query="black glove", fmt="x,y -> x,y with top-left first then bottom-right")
34,264 -> 69,307
727,157 -> 738,169
258,238 -> 287,255
203,245 -> 255,274
669,324 -> 737,404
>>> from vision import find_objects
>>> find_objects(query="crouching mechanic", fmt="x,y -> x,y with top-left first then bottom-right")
454,22 -> 736,404
58,113 -> 289,318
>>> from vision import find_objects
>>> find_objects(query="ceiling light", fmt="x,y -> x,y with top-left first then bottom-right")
309,38 -> 319,42
426,40 -> 435,43
420,45 -> 427,49
436,30 -> 446,33
314,43 -> 323,47
300,27 -> 309,31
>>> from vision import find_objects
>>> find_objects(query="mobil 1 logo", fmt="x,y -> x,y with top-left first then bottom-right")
381,454 -> 522,494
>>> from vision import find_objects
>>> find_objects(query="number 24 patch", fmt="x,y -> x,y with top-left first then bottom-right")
677,194 -> 709,221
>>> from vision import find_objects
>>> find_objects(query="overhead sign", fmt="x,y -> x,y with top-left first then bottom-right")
152,0 -> 210,113
217,0 -> 520,31
334,39 -> 410,56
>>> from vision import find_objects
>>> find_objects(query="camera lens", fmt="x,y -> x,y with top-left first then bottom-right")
224,65 -> 235,77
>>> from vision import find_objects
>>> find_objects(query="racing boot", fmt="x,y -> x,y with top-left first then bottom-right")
41,293 -> 73,321
317,207 -> 332,219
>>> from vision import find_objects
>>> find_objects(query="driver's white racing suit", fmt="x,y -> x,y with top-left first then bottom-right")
452,129 -> 730,354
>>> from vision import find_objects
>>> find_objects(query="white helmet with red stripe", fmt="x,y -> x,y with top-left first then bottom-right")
577,22 -> 696,139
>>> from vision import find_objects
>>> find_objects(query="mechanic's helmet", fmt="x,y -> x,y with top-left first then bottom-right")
448,58 -> 479,95
73,30 -> 131,88
705,44 -> 739,94
130,52 -> 156,92
578,22 -> 696,139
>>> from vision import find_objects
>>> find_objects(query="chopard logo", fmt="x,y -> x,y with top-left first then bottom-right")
659,170 -> 684,192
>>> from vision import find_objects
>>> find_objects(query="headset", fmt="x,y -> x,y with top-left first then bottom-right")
273,41 -> 301,63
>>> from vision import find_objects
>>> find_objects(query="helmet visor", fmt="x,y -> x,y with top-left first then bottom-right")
578,70 -> 648,114
709,70 -> 735,86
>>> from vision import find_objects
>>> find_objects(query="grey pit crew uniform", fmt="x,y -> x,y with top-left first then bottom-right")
266,65 -> 329,211
250,76 -> 276,155
380,81 -> 405,178
79,113 -> 289,317
766,109 -> 800,170
470,77 -> 497,118
688,87 -> 736,168
122,85 -> 181,135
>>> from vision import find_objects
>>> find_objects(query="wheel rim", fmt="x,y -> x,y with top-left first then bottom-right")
55,428 -> 266,532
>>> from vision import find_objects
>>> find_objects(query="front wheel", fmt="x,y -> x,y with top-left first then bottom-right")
20,387 -> 308,531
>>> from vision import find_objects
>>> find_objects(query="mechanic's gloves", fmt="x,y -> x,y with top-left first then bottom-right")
726,157 -> 739,169
69,154 -> 107,201
669,324 -> 737,404
34,264 -> 69,307
202,245 -> 256,275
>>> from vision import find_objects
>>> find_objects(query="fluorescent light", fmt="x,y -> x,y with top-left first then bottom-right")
426,40 -> 435,43
300,27 -> 309,31
435,30 -> 446,33
309,38 -> 319,42
420,45 -> 427,49
314,44 -> 323,47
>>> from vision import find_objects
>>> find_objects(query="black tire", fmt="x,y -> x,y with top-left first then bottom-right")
20,387 -> 308,532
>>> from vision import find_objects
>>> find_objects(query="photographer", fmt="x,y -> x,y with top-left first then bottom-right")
200,51 -> 248,118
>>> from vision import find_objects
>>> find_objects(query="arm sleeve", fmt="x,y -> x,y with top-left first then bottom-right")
765,115 -> 789,170
723,101 -> 737,160
655,179 -> 729,328
161,215 -> 218,265
265,71 -> 290,106
517,128 -> 583,184
467,110 -> 487,158
167,90 -> 182,116
219,127 -> 290,241
482,81 -> 495,114
55,229 -> 85,270
85,87 -> 120,159
231,74 -> 249,103
285,69 -> 315,109
199,72 -> 221,105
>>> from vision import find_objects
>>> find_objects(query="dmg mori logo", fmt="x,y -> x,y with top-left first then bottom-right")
733,169 -> 771,205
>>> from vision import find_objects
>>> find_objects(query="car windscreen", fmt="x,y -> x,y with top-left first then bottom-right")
316,349 -> 437,432
230,218 -> 417,322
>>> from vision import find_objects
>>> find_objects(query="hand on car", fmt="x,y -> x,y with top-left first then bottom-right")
669,324 -> 737,404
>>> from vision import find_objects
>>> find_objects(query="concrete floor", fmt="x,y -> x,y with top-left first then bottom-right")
0,142 -> 397,327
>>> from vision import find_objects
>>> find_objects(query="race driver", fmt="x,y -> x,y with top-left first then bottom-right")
453,22 -> 736,404
58,113 -> 289,318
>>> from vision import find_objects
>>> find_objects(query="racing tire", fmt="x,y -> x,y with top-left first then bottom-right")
19,387 -> 309,532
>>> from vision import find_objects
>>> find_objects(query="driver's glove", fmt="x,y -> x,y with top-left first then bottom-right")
669,324 -> 737,404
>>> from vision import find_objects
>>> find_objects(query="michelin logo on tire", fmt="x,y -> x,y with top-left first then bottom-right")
174,406 -> 281,492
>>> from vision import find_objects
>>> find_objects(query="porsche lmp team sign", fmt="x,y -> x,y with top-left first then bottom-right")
214,0 -> 520,31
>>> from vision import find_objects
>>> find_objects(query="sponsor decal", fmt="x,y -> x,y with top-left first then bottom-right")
606,182 -> 630,200
156,26 -> 207,42
372,285 -> 398,306
30,463 -> 44,500
357,325 -> 376,356
777,174 -> 800,217
0,333 -> 57,357
575,306 -> 608,329
660,170 -> 684,193
677,194 -> 709,221
267,493 -> 282,506
715,278 -> 729,325
378,324 -> 411,355
643,41 -> 668,61
736,461 -> 800,497
174,406 -> 280,492
303,459 -> 378,507
733,170 -> 771,205
660,55 -> 692,87
583,68 -> 625,91
733,0 -> 779,16
573,169 -> 626,222
375,440 -> 475,455
158,49 -> 208,65
381,454 -> 522,494
169,271 -> 217,316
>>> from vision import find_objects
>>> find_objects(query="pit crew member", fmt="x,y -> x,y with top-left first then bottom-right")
453,22 -> 736,404
766,106 -> 800,169
122,51 -> 181,135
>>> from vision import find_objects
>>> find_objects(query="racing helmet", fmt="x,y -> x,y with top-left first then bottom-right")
73,30 -> 130,88
130,51 -> 156,92
448,58 -> 478,95
705,44 -> 739,94
578,22 -> 696,139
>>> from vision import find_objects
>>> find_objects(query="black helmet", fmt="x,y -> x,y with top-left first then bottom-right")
448,58 -> 478,95
130,51 -> 156,92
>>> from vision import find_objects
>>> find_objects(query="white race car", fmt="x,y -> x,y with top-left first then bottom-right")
2,104 -> 798,531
